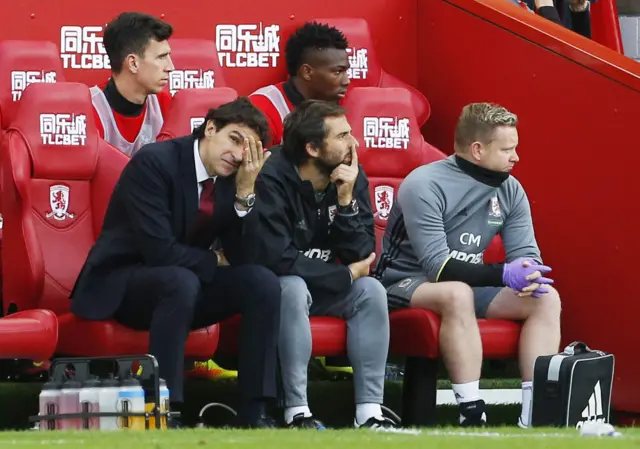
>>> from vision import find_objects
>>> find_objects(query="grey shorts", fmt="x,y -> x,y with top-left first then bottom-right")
385,276 -> 502,319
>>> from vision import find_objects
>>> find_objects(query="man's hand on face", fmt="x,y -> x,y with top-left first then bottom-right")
235,135 -> 271,198
330,147 -> 359,206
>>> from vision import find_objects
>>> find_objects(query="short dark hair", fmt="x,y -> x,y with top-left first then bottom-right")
282,100 -> 346,164
285,22 -> 349,77
103,12 -> 173,73
192,97 -> 271,147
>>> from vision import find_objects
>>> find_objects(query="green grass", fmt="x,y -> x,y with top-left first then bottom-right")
0,427 -> 637,449
0,379 -> 522,430
0,377 -> 627,432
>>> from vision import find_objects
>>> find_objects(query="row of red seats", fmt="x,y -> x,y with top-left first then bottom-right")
0,17 -> 432,334
0,17 -> 431,262
0,80 -> 521,426
0,17 -> 428,370
0,19 -> 520,425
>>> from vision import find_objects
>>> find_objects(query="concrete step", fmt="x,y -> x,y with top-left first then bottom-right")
618,0 -> 640,60
438,388 -> 521,405
619,15 -> 640,60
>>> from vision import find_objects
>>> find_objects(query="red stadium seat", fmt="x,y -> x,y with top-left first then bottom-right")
164,38 -> 228,97
0,41 -> 65,288
343,87 -> 443,262
0,40 -> 64,130
344,86 -> 519,427
217,314 -> 347,358
156,87 -> 238,141
0,309 -> 58,361
313,18 -> 431,126
1,82 -> 218,358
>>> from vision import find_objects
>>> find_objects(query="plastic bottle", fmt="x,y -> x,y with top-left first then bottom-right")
59,379 -> 82,430
38,379 -> 61,431
158,379 -> 170,429
116,376 -> 145,430
97,375 -> 120,431
143,378 -> 171,430
78,377 -> 101,430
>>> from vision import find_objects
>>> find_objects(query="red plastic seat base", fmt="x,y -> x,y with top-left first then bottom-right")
57,313 -> 218,359
0,309 -> 58,361
217,315 -> 348,357
389,308 -> 521,359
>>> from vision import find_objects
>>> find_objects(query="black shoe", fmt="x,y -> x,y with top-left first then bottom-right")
355,416 -> 399,432
287,413 -> 326,430
234,414 -> 278,429
459,399 -> 487,427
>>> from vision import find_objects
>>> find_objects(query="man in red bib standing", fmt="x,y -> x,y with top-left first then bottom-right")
249,22 -> 350,147
91,12 -> 174,157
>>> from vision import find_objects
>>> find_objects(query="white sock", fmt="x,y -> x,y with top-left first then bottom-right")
451,380 -> 481,405
355,403 -> 383,424
520,381 -> 533,426
284,405 -> 312,424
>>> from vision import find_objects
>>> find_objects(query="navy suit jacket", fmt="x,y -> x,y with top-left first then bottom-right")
70,135 -> 252,320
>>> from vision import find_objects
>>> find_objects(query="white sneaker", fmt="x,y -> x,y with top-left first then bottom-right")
354,416 -> 421,434
517,416 -> 529,429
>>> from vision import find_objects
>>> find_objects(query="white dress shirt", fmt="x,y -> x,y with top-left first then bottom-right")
193,139 -> 250,217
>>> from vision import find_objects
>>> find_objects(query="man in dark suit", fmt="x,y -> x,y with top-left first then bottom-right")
70,97 -> 281,428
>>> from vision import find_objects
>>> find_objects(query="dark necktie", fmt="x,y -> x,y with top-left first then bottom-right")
190,178 -> 215,246
199,179 -> 215,216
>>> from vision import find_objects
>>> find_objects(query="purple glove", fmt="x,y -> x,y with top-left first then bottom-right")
502,257 -> 554,292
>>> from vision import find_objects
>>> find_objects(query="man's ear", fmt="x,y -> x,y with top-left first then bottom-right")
125,54 -> 139,74
300,64 -> 313,82
305,142 -> 320,158
205,120 -> 217,137
469,141 -> 484,162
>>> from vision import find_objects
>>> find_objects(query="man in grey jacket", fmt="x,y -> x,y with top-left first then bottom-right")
375,102 -> 561,429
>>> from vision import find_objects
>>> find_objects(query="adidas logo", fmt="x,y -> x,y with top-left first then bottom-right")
576,381 -> 606,429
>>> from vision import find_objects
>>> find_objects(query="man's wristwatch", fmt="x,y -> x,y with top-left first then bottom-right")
337,199 -> 358,215
236,193 -> 256,208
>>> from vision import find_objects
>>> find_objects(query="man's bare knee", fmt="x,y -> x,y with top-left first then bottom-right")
411,281 -> 475,318
441,282 -> 475,318
532,285 -> 562,319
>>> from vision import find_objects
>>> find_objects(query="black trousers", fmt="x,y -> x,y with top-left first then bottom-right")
113,264 -> 281,411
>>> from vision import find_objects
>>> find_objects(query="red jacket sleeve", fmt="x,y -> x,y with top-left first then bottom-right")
156,90 -> 173,121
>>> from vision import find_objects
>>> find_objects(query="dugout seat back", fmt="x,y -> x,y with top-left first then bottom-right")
156,87 -> 238,141
343,87 -> 444,260
344,86 -> 506,267
164,38 -> 228,97
313,18 -> 431,126
2,82 -> 127,316
0,40 -> 65,222
2,82 -> 219,357
0,41 -> 64,130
